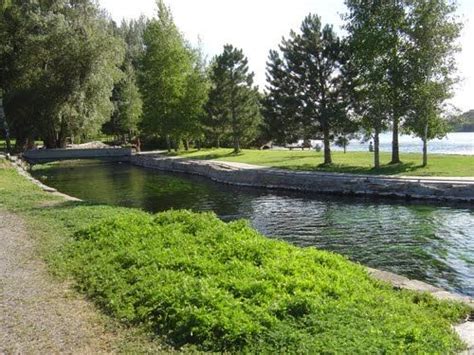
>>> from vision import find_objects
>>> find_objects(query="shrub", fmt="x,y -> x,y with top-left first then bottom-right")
65,210 -> 469,352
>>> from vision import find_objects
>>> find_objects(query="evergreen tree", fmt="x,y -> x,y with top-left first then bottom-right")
206,45 -> 262,153
263,50 -> 302,145
266,15 -> 351,165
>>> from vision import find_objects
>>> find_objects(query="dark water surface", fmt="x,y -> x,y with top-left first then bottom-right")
32,160 -> 474,297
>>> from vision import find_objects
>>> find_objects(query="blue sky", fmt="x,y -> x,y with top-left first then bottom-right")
99,0 -> 474,112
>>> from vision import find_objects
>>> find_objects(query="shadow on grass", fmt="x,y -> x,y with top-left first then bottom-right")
280,161 -> 424,176
167,150 -> 241,161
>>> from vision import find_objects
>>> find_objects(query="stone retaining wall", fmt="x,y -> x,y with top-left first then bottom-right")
23,147 -> 132,164
131,154 -> 474,203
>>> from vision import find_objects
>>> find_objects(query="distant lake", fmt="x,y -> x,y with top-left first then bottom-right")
333,132 -> 474,155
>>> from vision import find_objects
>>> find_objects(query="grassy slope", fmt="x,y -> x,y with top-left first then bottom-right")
0,160 -> 471,353
168,149 -> 474,177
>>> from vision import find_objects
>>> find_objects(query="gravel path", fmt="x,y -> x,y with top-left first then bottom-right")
0,210 -> 113,354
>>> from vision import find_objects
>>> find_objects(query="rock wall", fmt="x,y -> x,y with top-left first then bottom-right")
131,154 -> 474,203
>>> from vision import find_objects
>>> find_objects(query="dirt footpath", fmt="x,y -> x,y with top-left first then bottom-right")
0,210 -> 113,354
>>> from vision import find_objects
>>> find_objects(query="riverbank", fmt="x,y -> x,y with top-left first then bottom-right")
166,149 -> 474,177
1,159 -> 474,350
0,160 -> 176,353
131,153 -> 474,203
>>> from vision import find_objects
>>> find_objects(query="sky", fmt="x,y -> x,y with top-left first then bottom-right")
98,0 -> 474,112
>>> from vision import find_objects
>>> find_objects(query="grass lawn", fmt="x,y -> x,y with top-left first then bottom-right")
0,159 -> 471,352
167,148 -> 474,177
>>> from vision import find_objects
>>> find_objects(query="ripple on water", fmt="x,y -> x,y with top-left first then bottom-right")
32,161 -> 474,297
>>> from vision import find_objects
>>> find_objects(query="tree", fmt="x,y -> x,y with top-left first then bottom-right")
345,0 -> 411,165
104,63 -> 143,142
206,45 -> 262,153
262,50 -> 303,145
404,0 -> 461,167
103,18 -> 146,143
178,47 -> 209,150
0,0 -> 124,149
141,0 -> 207,152
266,15 -> 352,165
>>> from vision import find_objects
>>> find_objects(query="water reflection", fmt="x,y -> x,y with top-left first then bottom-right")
32,160 -> 474,297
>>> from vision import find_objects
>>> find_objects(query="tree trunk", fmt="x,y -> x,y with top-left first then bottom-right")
173,138 -> 179,152
343,141 -> 347,154
197,139 -> 201,151
5,134 -> 11,153
184,139 -> 189,151
16,136 -> 27,152
390,113 -> 401,164
233,136 -> 240,154
422,123 -> 428,167
374,128 -> 380,169
322,125 -> 332,165
216,136 -> 220,149
166,135 -> 171,153
0,98 -> 11,153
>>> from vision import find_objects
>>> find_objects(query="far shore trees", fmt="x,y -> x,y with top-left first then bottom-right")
265,15 -> 353,165
206,45 -> 262,154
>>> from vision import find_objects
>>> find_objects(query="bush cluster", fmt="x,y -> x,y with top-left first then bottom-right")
66,210 -> 469,352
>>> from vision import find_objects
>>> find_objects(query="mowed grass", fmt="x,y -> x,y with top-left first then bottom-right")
0,160 -> 471,353
168,149 -> 474,177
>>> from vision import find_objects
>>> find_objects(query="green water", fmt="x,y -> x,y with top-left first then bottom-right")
32,160 -> 474,297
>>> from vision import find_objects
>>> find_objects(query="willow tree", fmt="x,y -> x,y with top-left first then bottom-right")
0,0 -> 124,149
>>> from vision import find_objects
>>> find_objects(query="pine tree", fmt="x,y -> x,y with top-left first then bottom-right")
267,15 -> 351,165
206,45 -> 261,153
263,50 -> 302,145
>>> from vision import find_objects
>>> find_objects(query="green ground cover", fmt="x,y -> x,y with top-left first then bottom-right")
168,149 -> 474,177
0,160 -> 471,352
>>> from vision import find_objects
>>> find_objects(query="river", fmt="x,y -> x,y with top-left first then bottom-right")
32,160 -> 474,297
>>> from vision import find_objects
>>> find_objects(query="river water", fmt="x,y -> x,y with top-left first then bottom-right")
32,161 -> 474,297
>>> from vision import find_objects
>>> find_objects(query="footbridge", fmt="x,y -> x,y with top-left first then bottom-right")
22,147 -> 133,164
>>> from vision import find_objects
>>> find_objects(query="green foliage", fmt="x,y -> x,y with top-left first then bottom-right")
265,15 -> 354,165
140,1 -> 208,151
104,63 -> 143,140
403,0 -> 462,166
0,160 -> 471,352
345,0 -> 462,166
0,0 -> 124,148
61,210 -> 469,352
205,45 -> 262,153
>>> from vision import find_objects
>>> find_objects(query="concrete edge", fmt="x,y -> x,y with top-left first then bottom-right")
130,154 -> 474,203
